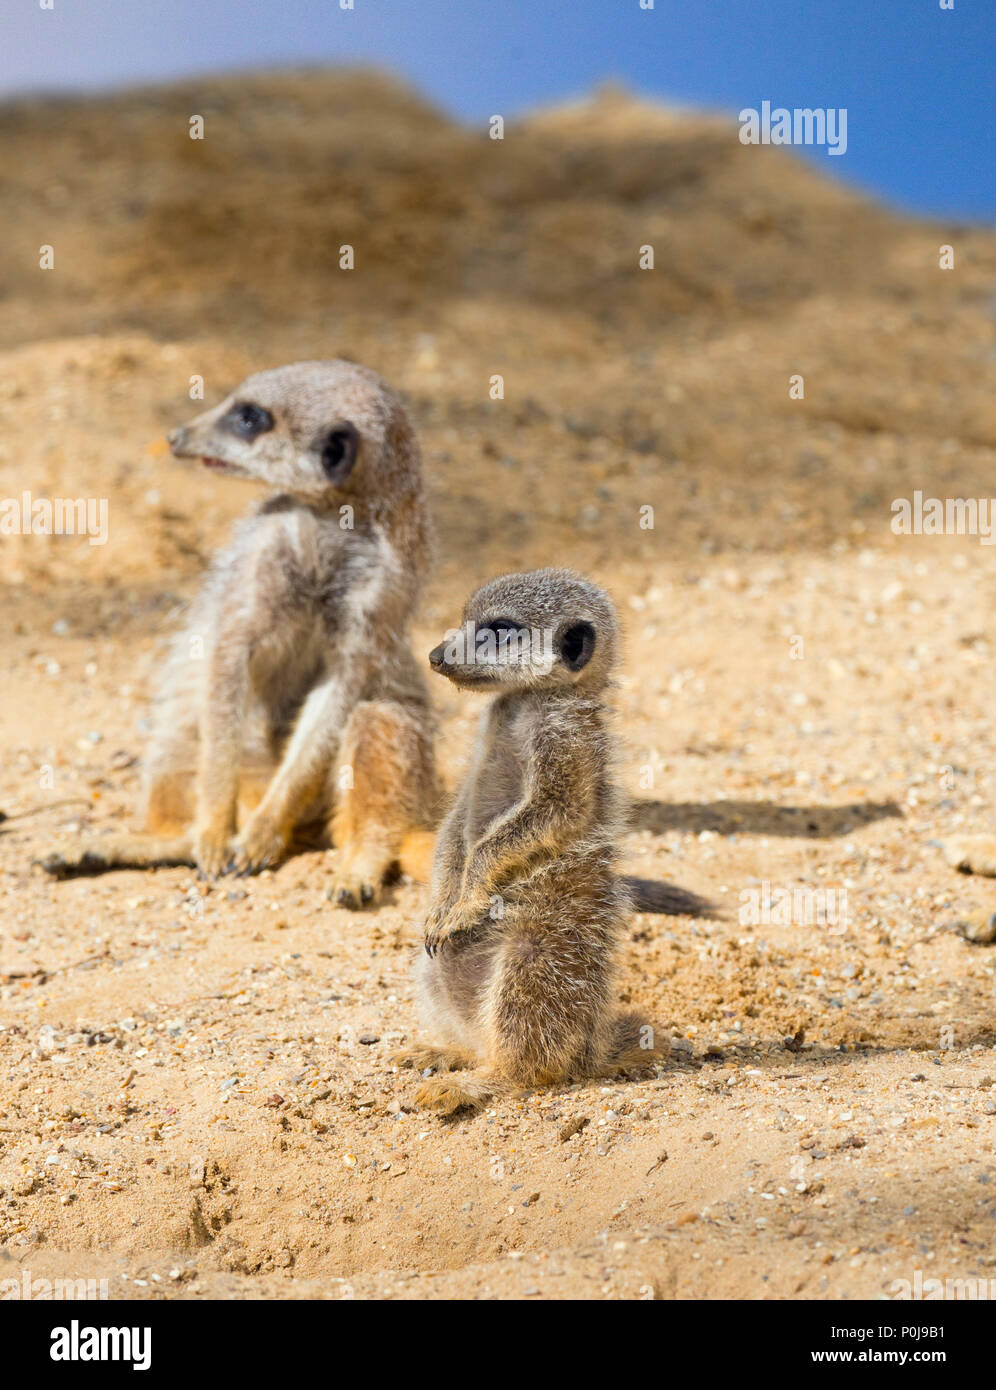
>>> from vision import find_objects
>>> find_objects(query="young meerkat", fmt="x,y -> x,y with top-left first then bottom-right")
39,360 -> 438,907
393,567 -> 678,1115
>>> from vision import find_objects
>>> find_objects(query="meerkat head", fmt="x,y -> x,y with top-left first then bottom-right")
428,568 -> 619,693
166,360 -> 418,505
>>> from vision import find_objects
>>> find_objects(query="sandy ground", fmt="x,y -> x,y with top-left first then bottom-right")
1,72 -> 995,1301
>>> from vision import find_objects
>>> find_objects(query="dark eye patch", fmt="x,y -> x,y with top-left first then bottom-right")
480,618 -> 530,652
318,423 -> 360,482
221,401 -> 274,441
556,620 -> 596,671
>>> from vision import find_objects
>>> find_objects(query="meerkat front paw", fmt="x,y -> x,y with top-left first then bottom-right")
423,902 -> 481,956
424,890 -> 493,954
194,828 -> 236,879
228,816 -> 288,876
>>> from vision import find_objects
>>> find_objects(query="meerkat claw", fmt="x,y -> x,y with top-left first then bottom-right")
423,927 -> 446,956
422,904 -> 470,956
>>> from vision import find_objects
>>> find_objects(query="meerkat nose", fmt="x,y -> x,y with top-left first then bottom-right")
428,644 -> 446,669
167,426 -> 188,452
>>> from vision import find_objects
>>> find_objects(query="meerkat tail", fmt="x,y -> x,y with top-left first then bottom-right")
36,833 -> 196,879
398,828 -> 437,884
622,875 -> 715,917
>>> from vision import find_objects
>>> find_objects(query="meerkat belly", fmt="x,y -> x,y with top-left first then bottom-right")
415,935 -> 497,1052
247,621 -> 328,753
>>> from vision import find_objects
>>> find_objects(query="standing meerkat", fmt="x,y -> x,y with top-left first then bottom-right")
393,568 -> 679,1114
40,360 -> 438,906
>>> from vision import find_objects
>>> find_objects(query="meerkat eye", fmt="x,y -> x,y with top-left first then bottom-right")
556,621 -> 596,671
471,618 -> 530,666
480,618 -> 528,649
318,423 -> 360,482
222,402 -> 274,441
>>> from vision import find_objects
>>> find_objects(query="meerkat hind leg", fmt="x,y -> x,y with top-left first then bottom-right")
329,700 -> 434,908
412,933 -> 608,1114
144,768 -> 196,836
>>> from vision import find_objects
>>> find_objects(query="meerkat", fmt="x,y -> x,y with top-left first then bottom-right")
392,568 -> 678,1115
39,360 -> 439,907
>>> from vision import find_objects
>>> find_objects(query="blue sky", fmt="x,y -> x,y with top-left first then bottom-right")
4,0 -> 992,219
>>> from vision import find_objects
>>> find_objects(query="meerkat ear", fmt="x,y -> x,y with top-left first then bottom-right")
556,620 -> 596,671
315,422 -> 360,483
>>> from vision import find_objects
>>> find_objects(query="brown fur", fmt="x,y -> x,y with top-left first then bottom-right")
392,568 -> 668,1115
37,360 -> 439,906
